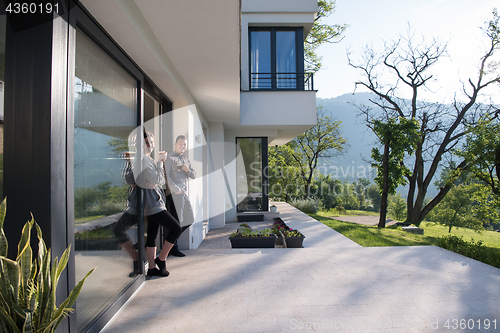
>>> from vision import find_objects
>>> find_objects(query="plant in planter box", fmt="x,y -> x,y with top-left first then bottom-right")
281,228 -> 305,248
272,222 -> 287,245
0,198 -> 95,333
229,228 -> 276,248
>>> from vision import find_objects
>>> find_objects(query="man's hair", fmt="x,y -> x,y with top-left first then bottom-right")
175,135 -> 187,143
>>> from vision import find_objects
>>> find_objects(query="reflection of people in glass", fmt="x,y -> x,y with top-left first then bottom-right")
115,132 -> 182,277
112,150 -> 141,277
164,135 -> 195,257
139,132 -> 182,276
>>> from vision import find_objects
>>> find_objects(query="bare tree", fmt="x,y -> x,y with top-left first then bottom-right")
348,12 -> 500,226
288,107 -> 347,198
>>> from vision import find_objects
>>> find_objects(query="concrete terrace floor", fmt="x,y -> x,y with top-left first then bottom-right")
101,202 -> 500,333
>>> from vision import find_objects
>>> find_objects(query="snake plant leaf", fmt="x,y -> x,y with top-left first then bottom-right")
0,256 -> 20,303
22,311 -> 33,333
17,220 -> 34,310
50,267 -> 96,331
55,245 -> 70,283
0,228 -> 7,259
0,305 -> 21,333
0,199 -> 6,258
0,198 -> 6,229
37,248 -> 52,327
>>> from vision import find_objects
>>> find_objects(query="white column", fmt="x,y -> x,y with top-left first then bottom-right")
208,122 -> 226,229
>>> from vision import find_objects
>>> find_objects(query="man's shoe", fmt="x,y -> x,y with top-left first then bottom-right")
169,248 -> 185,257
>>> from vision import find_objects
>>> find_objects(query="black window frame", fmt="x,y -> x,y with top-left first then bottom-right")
236,137 -> 269,212
249,27 -> 304,91
70,2 -> 172,333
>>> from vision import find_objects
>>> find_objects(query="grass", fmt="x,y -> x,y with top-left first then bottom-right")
75,215 -> 105,224
312,210 -> 500,250
312,214 -> 436,247
319,209 -> 379,217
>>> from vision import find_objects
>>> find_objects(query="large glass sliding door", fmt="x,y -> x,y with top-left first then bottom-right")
73,27 -> 139,332
236,137 -> 269,212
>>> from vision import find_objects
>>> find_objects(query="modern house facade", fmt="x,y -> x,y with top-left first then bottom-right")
1,0 -> 317,331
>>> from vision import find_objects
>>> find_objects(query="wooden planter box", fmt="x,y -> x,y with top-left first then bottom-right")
229,235 -> 276,248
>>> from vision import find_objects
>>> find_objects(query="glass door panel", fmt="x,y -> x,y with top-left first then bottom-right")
237,138 -> 263,211
276,31 -> 296,89
250,30 -> 271,89
74,27 -> 138,332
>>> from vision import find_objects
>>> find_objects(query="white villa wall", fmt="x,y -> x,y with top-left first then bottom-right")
208,122 -> 226,229
240,90 -> 317,126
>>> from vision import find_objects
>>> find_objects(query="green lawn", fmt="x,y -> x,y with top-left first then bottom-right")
312,211 -> 500,250
74,215 -> 105,224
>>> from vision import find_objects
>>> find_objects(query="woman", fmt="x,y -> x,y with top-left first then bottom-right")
134,131 -> 182,276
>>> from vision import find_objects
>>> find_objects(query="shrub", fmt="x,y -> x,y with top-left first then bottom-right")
388,194 -> 406,221
291,197 -> 321,214
334,205 -> 346,215
91,201 -> 126,216
437,235 -> 500,269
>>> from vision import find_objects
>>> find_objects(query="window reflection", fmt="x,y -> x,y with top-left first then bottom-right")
276,31 -> 296,89
237,138 -> 263,211
250,29 -> 299,90
74,28 -> 138,332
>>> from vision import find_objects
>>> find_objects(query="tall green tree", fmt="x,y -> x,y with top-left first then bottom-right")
288,107 -> 347,198
305,0 -> 347,72
366,183 -> 382,211
371,117 -> 419,227
427,182 -> 495,233
455,116 -> 500,203
349,9 -> 500,226
268,145 -> 305,201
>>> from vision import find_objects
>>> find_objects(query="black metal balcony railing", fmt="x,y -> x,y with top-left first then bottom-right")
250,72 -> 314,91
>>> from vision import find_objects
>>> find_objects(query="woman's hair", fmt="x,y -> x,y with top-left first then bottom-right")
144,131 -> 155,142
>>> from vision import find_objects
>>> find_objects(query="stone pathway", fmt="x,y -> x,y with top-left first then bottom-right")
101,202 -> 500,333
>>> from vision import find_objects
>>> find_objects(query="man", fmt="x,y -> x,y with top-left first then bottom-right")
164,134 -> 196,257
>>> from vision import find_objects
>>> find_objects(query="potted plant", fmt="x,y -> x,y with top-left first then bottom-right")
229,224 -> 277,248
0,198 -> 95,332
281,228 -> 305,248
272,220 -> 287,246
270,205 -> 278,212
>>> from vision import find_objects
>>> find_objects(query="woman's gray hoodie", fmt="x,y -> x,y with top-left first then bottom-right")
128,155 -> 166,216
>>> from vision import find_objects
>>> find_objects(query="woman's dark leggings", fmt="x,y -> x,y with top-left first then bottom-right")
146,210 -> 182,247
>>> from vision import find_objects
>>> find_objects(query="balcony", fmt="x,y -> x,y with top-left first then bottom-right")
250,72 -> 314,91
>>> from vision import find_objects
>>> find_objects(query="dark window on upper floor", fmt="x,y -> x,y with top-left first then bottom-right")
250,27 -> 308,90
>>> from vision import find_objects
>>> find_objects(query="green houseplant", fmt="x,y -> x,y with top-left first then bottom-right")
229,225 -> 277,248
0,198 -> 95,332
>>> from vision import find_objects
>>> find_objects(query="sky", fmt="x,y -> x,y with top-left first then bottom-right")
314,0 -> 500,103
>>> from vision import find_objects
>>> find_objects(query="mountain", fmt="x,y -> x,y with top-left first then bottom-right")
316,93 -> 378,182
316,93 -> 439,198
